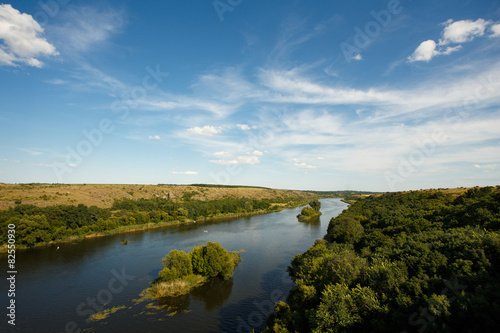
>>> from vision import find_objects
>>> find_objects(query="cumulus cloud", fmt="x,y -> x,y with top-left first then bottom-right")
187,125 -> 221,136
212,151 -> 232,157
0,4 -> 58,67
171,171 -> 198,175
353,54 -> 362,61
236,124 -> 251,130
408,18 -> 500,63
440,19 -> 488,44
148,135 -> 160,140
490,23 -> 500,37
408,40 -> 440,62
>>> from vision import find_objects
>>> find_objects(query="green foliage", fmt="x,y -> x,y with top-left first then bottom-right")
265,186 -> 500,332
297,200 -> 322,222
151,242 -> 240,297
313,283 -> 385,333
159,250 -> 193,281
0,195 -> 301,249
309,199 -> 321,212
190,242 -> 235,279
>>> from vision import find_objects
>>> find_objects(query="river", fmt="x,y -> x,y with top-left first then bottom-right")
1,199 -> 347,333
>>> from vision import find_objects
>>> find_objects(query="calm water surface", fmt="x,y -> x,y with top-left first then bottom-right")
1,199 -> 347,333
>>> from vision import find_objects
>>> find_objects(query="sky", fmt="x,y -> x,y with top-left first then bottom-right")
1,0 -> 500,192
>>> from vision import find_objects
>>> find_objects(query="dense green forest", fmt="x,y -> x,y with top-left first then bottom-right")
265,186 -> 500,332
0,196 -> 307,249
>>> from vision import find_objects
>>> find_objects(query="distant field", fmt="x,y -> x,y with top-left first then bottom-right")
0,183 -> 319,210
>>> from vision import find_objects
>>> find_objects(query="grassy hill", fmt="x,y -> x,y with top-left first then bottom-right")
0,183 -> 318,210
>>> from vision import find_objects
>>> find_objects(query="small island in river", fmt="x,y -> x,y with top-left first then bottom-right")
147,242 -> 241,298
297,199 -> 322,222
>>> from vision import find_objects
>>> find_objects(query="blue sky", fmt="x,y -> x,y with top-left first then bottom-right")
1,0 -> 500,191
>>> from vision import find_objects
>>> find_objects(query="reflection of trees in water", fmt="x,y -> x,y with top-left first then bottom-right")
156,277 -> 234,314
157,293 -> 191,313
299,215 -> 321,230
192,277 -> 234,311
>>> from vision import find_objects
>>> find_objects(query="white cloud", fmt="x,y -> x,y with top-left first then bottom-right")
148,135 -> 161,140
209,150 -> 262,165
236,124 -> 251,130
408,40 -> 440,62
187,125 -> 221,136
490,23 -> 500,37
0,4 -> 58,67
409,19 -> 500,63
440,19 -> 488,44
353,54 -> 362,61
213,151 -> 232,157
171,171 -> 198,175
290,158 -> 317,169
237,155 -> 260,164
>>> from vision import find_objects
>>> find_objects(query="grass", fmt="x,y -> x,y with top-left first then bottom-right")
89,305 -> 127,322
0,183 -> 318,210
148,275 -> 208,298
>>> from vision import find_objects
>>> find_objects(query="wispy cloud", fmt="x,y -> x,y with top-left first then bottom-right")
49,5 -> 126,55
19,148 -> 43,156
171,171 -> 198,175
210,150 -> 263,165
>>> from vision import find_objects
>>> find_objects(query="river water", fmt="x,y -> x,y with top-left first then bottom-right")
1,199 -> 347,333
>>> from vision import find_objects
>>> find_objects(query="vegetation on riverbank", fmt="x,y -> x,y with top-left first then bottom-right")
265,186 -> 500,332
297,199 -> 322,222
0,187 -> 314,251
147,242 -> 241,298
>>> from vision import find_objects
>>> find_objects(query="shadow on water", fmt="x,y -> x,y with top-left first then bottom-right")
153,277 -> 234,314
218,267 -> 294,333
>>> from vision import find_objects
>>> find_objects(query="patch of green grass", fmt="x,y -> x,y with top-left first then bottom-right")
148,275 -> 208,298
89,305 -> 127,322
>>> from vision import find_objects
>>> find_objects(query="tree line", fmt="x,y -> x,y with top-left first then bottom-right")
264,186 -> 500,332
0,196 -> 306,249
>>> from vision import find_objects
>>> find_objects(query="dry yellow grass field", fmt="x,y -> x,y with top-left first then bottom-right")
0,183 -> 317,210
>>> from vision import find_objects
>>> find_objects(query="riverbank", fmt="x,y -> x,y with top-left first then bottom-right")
0,201 -> 310,253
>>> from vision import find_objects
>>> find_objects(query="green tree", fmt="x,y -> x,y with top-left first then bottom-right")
159,250 -> 193,281
310,199 -> 321,212
313,283 -> 385,333
190,242 -> 235,279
